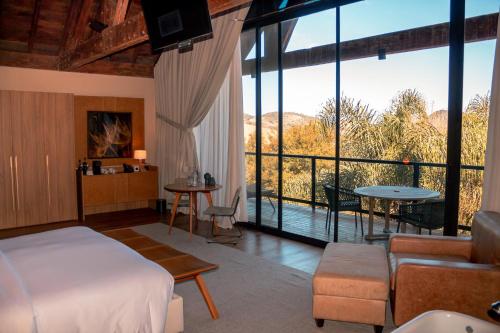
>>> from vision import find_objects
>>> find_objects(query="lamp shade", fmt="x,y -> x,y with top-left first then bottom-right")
134,150 -> 147,160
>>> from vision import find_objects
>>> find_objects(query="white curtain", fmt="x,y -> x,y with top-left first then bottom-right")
482,14 -> 500,212
154,7 -> 249,199
194,41 -> 248,227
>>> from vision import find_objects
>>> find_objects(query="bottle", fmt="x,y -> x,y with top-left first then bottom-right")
191,170 -> 198,186
82,158 -> 88,175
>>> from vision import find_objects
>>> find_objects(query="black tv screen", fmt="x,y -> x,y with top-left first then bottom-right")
141,0 -> 213,52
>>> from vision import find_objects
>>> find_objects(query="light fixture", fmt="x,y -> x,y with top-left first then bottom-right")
134,150 -> 147,164
378,48 -> 386,60
88,19 -> 108,33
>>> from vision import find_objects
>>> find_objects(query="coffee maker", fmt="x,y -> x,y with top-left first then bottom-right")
92,160 -> 102,175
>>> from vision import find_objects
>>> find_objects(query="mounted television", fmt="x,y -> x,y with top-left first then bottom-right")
140,0 -> 213,52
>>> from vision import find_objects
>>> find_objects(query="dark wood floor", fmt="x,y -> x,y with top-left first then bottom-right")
0,208 -> 324,274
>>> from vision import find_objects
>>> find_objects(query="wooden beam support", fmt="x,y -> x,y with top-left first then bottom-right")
64,0 -> 94,51
113,0 -> 130,25
60,0 -> 252,70
242,13 -> 498,75
59,12 -> 148,70
76,58 -> 154,77
0,50 -> 58,70
28,0 -> 42,52
0,49 -> 154,77
209,0 -> 252,17
59,0 -> 83,55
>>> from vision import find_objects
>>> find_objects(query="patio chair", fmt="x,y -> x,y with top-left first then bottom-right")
323,184 -> 364,235
397,198 -> 445,235
204,187 -> 242,245
246,183 -> 276,212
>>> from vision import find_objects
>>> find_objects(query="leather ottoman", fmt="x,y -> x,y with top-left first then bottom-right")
313,243 -> 389,333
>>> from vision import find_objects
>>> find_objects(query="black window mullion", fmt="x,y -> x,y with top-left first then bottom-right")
278,23 -> 284,231
444,0 -> 465,236
256,26 -> 262,228
333,6 -> 341,243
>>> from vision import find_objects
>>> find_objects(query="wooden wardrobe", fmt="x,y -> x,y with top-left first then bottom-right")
0,91 -> 77,229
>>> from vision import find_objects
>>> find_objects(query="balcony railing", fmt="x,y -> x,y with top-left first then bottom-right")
245,152 -> 484,231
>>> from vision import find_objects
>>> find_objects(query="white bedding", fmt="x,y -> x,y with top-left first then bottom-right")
0,227 -> 174,333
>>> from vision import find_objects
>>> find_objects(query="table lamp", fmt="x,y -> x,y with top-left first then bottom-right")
134,150 -> 147,170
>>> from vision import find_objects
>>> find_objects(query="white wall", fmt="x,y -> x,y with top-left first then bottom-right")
0,66 -> 157,163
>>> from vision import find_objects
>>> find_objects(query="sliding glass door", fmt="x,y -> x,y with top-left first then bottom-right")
281,9 -> 337,241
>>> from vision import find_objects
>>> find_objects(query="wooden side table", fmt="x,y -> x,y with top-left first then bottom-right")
164,183 -> 222,239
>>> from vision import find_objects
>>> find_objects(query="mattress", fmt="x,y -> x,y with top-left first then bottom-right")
0,226 -> 174,333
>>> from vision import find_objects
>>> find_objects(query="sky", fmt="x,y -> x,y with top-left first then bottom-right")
242,0 -> 500,117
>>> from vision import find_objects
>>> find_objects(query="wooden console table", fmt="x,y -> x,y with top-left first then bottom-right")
77,167 -> 158,220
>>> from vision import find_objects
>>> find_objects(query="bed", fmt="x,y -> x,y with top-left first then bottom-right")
0,227 -> 175,333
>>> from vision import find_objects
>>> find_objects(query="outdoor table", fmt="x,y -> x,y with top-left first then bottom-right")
353,185 -> 440,241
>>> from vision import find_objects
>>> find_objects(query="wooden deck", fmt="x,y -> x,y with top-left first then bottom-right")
247,198 -> 438,244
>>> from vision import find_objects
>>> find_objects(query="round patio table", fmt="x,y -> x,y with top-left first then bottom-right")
353,186 -> 440,241
164,183 -> 222,239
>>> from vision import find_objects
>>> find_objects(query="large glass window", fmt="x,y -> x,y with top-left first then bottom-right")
459,0 -> 499,231
241,0 -> 496,242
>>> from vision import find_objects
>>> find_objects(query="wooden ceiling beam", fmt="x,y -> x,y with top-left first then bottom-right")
60,0 -> 252,70
76,58 -> 153,77
64,0 -> 94,51
27,0 -> 42,52
0,49 -> 155,78
98,0 -> 116,26
59,12 -> 148,70
59,0 -> 83,55
242,13 -> 498,75
113,0 -> 130,25
0,49 -> 58,70
209,0 -> 252,17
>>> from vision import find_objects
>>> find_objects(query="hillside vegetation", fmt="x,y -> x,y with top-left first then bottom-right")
245,89 -> 489,230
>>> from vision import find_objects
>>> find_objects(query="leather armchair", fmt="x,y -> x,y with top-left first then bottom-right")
389,210 -> 500,326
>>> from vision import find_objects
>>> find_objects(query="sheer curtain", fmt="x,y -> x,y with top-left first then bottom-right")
194,41 -> 248,227
154,7 -> 249,200
482,15 -> 500,212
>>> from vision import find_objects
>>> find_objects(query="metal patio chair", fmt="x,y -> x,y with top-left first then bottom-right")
323,184 -> 364,235
397,198 -> 445,235
204,187 -> 242,245
246,183 -> 276,212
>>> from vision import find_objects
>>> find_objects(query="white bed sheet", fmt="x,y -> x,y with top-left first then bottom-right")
0,227 -> 174,333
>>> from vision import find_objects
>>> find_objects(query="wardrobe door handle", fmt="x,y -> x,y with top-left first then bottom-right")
46,155 -> 51,206
14,156 -> 20,211
10,156 -> 15,211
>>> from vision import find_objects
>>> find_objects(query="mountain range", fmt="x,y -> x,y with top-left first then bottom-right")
244,110 -> 448,143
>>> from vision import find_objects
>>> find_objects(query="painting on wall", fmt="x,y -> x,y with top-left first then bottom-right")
87,111 -> 132,158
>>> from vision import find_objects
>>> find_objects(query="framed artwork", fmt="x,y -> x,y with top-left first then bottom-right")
87,111 -> 133,158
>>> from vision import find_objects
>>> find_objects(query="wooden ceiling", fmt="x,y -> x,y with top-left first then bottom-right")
0,0 -> 252,77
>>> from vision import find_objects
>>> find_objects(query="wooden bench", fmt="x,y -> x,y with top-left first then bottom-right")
103,228 -> 219,319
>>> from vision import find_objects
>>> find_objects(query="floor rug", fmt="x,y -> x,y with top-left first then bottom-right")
133,223 -> 396,333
